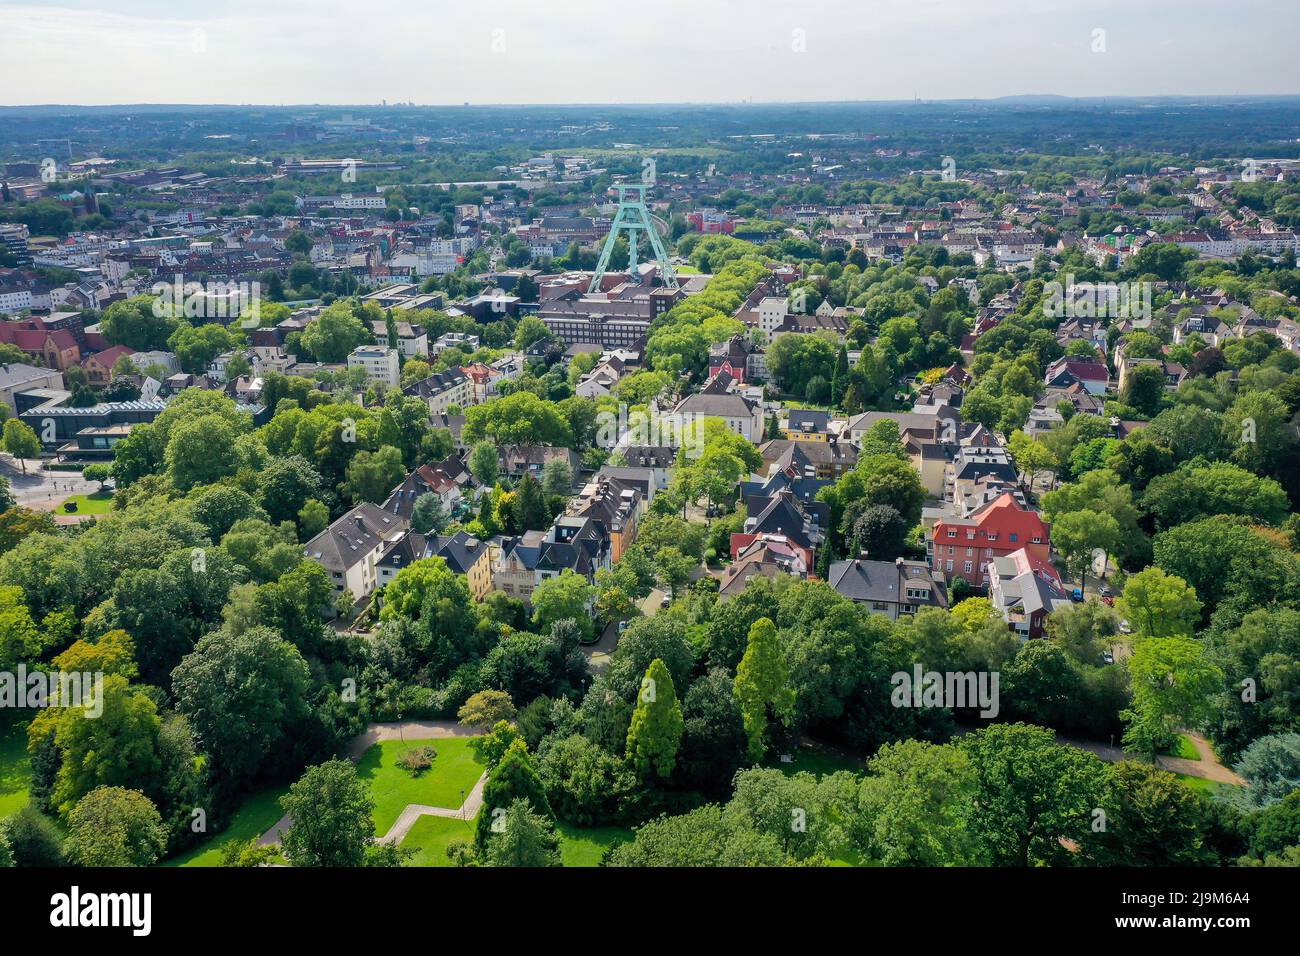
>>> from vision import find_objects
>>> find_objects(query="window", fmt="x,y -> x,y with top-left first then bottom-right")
966,548 -> 973,557
963,561 -> 973,574
946,529 -> 957,538
1032,535 -> 1042,544
945,560 -> 953,573
1009,533 -> 1018,543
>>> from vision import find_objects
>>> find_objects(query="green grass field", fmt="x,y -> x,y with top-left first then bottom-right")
556,822 -> 633,866
356,737 -> 486,837
164,784 -> 291,867
402,814 -> 476,866
400,815 -> 630,867
1173,773 -> 1238,799
0,722 -> 32,819
1164,734 -> 1201,761
60,491 -> 114,515
768,747 -> 864,777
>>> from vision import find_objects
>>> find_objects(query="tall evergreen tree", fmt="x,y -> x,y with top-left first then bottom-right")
513,472 -> 549,531
625,658 -> 685,778
831,343 -> 850,407
385,308 -> 399,350
484,798 -> 562,867
475,738 -> 553,850
733,618 -> 794,762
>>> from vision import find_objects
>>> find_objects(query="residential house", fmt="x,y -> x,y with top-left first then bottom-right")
498,445 -> 579,481
83,345 -> 135,385
673,374 -> 763,442
1043,357 -> 1109,395
380,459 -> 467,521
376,529 -> 494,601
730,490 -> 825,570
348,345 -> 401,388
404,367 -> 473,414
927,492 -> 1051,589
987,547 -> 1072,638
567,474 -> 642,562
303,503 -> 410,604
718,537 -> 809,600
828,557 -> 950,620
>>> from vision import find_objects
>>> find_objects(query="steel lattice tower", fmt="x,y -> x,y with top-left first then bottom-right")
587,183 -> 678,293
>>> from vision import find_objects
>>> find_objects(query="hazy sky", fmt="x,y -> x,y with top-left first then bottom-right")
2,0 -> 1298,106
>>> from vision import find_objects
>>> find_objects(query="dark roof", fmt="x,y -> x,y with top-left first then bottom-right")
828,558 -> 948,608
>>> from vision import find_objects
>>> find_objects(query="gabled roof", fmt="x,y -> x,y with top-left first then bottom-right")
304,502 -> 410,573
829,558 -> 949,608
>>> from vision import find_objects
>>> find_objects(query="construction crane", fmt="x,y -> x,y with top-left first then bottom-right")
587,183 -> 678,294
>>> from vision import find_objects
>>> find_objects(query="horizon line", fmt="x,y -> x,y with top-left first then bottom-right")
5,92 -> 1300,111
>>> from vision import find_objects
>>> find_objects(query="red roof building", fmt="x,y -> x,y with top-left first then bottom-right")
928,492 -> 1051,589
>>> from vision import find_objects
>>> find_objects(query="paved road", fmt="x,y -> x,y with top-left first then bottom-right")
582,621 -> 621,672
344,719 -> 478,760
583,589 -> 669,671
2,457 -> 97,506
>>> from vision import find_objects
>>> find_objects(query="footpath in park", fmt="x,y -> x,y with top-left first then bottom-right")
1054,730 -> 1246,786
260,720 -> 486,848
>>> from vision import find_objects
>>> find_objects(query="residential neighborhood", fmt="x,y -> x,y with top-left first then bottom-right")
0,5 -> 1296,934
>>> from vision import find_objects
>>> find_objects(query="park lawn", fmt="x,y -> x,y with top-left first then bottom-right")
356,736 -> 486,837
60,491 -> 114,515
403,814 -> 476,866
1173,773 -> 1237,799
401,816 -> 631,867
1164,734 -> 1200,761
164,784 -> 290,867
0,721 -> 32,819
768,748 -> 864,778
556,821 -> 633,866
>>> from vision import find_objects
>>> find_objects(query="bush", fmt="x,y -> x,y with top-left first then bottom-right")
1,805 -> 65,866
397,745 -> 438,776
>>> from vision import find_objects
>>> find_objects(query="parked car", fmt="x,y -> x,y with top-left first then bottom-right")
1119,619 -> 1132,634
660,593 -> 672,608
1102,650 -> 1114,665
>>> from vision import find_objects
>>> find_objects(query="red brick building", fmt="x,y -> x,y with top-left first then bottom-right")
928,492 -> 1051,589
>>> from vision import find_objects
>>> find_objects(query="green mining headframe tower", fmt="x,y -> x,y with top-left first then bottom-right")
588,183 -> 678,293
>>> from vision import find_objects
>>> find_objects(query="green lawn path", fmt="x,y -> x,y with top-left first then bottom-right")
356,737 -> 487,837
399,815 -> 632,867
165,784 -> 291,867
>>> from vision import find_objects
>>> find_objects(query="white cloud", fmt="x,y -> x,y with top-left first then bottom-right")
0,0 -> 1295,104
